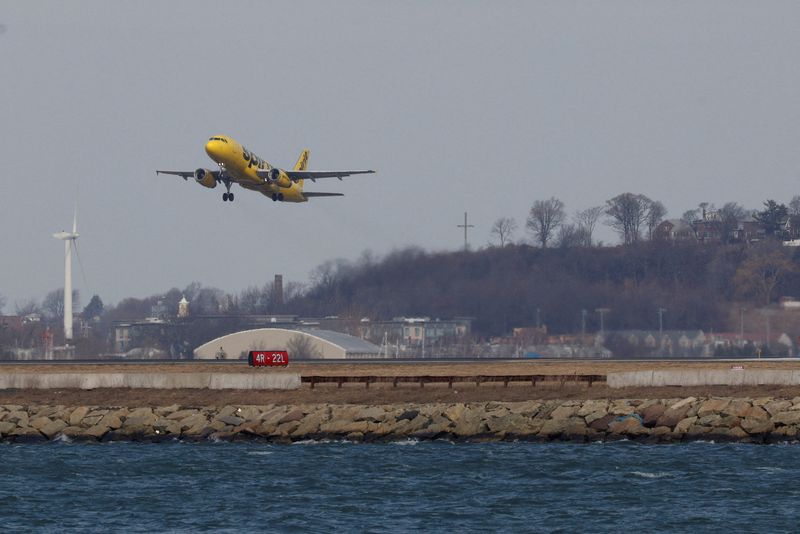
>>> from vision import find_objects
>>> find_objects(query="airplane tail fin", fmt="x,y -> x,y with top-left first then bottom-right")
293,149 -> 310,189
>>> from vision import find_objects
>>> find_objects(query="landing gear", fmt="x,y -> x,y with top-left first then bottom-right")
271,193 -> 284,202
222,179 -> 233,202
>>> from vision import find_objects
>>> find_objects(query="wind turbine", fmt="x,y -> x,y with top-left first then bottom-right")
53,209 -> 79,342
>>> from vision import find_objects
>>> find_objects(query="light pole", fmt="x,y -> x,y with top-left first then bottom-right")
581,309 -> 587,337
658,308 -> 667,339
536,308 -> 541,328
740,307 -> 746,345
595,308 -> 610,335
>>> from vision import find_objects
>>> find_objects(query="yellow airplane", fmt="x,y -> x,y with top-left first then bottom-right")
157,135 -> 374,202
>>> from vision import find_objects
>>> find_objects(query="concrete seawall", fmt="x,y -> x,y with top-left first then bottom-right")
0,373 -> 300,390
608,369 -> 800,388
3,397 -> 800,443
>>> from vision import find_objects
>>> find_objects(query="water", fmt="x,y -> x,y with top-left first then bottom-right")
1,440 -> 799,532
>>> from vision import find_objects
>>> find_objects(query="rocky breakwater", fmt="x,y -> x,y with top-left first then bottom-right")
3,397 -> 800,443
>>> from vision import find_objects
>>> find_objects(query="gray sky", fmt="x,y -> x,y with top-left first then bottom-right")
2,1 -> 800,309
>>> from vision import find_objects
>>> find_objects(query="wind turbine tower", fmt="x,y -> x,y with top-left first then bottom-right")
53,210 -> 79,342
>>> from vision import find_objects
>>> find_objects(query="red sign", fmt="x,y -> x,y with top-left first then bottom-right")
248,350 -> 289,367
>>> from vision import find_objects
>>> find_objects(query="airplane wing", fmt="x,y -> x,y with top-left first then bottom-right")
156,170 -> 206,181
256,169 -> 375,183
303,192 -> 345,198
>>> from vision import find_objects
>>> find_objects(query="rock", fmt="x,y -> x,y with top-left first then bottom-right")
217,415 -> 246,426
5,411 -> 29,428
69,407 -> 91,426
540,417 -> 583,438
217,405 -> 238,418
608,401 -> 636,416
674,416 -> 698,434
722,426 -> 750,440
11,428 -> 46,443
124,415 -> 158,428
589,414 -> 616,431
60,426 -> 91,440
764,400 -> 793,416
487,414 -> 539,436
451,414 -> 486,437
656,404 -> 692,429
744,405 -> 769,420
507,401 -> 543,416
669,397 -> 697,411
0,421 -> 17,436
697,399 -> 730,417
237,406 -> 263,422
40,420 -> 67,439
291,413 -> 326,437
443,404 -> 467,422
396,409 -> 420,422
721,400 -> 751,418
179,413 -> 208,431
155,404 -> 181,416
686,425 -> 712,437
577,400 -> 608,417
608,416 -> 649,437
83,425 -> 109,440
640,404 -> 666,427
320,419 -> 371,435
81,415 -> 104,427
277,409 -> 305,424
356,406 -> 386,422
167,409 -> 199,421
550,404 -> 579,419
30,416 -> 53,431
741,418 -> 775,435
772,411 -> 800,426
772,425 -> 799,439
697,414 -> 722,427
99,414 -> 123,430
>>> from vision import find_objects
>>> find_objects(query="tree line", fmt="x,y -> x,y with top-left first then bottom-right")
490,194 -> 800,248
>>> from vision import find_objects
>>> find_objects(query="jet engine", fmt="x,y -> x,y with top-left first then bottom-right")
194,169 -> 217,189
266,168 -> 293,188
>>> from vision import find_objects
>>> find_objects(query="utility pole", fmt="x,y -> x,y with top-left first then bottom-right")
740,307 -> 746,345
595,308 -> 610,335
536,308 -> 541,328
658,308 -> 667,339
581,309 -> 587,336
457,212 -> 474,250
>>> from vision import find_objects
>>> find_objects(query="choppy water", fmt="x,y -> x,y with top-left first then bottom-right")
1,440 -> 799,532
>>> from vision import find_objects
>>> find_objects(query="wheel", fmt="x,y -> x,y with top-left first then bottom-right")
229,193 -> 234,201
222,193 -> 229,201
272,194 -> 277,201
278,193 -> 284,201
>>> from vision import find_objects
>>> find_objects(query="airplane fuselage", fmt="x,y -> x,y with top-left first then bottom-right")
205,135 -> 306,202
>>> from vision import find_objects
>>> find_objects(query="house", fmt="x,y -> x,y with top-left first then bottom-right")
653,219 -> 694,241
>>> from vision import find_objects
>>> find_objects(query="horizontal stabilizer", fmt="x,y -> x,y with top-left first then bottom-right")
303,192 -> 345,198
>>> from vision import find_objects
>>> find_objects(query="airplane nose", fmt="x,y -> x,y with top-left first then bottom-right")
205,140 -> 219,159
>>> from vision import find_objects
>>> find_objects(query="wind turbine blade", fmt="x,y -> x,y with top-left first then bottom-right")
72,204 -> 78,234
73,241 -> 90,295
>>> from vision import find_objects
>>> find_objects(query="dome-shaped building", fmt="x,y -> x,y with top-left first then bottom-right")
194,328 -> 382,360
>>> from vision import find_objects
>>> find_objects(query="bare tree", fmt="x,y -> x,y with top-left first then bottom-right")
719,202 -> 747,243
42,289 -> 79,321
0,293 -> 5,314
527,197 -> 565,248
15,299 -> 41,317
286,334 -> 322,358
555,224 -> 588,248
789,195 -> 800,216
646,200 -> 667,240
489,217 -> 517,247
605,193 -> 653,245
574,206 -> 603,246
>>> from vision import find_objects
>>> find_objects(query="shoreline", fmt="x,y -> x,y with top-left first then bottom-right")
3,396 -> 800,444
